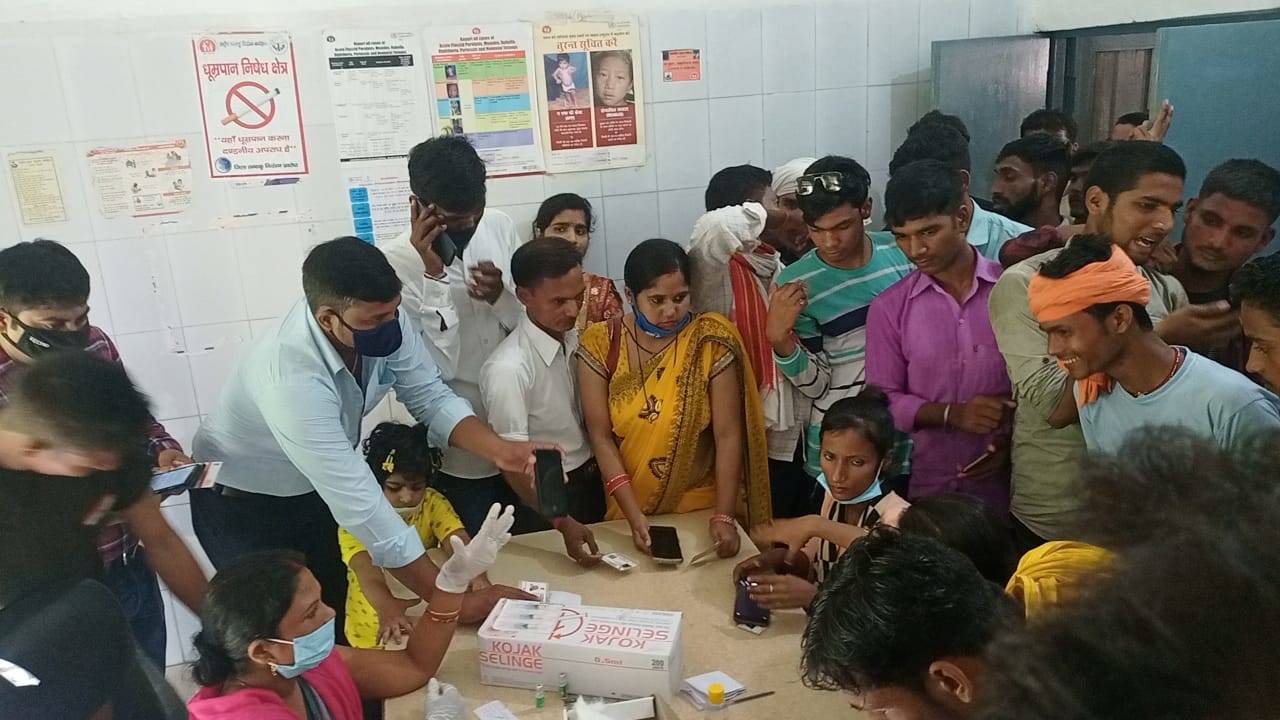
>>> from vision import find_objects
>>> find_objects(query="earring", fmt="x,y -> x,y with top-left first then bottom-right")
269,663 -> 280,678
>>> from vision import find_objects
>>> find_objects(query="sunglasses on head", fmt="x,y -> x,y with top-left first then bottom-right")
797,171 -> 862,196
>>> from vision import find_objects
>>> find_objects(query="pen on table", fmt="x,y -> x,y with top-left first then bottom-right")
733,690 -> 775,704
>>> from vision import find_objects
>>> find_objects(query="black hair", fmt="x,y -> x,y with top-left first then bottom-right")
1038,234 -> 1154,330
301,237 -> 401,313
557,53 -> 571,63
1231,253 -> 1280,322
362,421 -> 440,486
705,164 -> 773,211
533,193 -> 595,236
889,124 -> 970,175
820,386 -> 896,462
1198,158 -> 1280,224
796,155 -> 872,225
623,238 -> 690,295
1085,140 -> 1186,200
1020,108 -> 1078,143
909,110 -> 971,143
1114,111 -> 1149,127
898,493 -> 1017,585
1071,140 -> 1115,168
0,352 -> 152,454
996,134 -> 1072,195
511,236 -> 583,289
0,239 -> 90,311
801,527 -> 1009,694
980,428 -> 1280,720
883,159 -> 966,228
191,550 -> 307,687
406,135 -> 486,213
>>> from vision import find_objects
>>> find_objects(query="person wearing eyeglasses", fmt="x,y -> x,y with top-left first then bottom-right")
765,156 -> 914,487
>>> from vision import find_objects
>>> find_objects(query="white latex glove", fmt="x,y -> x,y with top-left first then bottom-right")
436,503 -> 515,593
424,678 -> 466,720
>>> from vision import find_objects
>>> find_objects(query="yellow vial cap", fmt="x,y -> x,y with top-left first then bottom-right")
707,682 -> 725,706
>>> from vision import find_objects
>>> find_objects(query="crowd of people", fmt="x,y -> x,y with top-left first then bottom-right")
3,98 -> 1279,720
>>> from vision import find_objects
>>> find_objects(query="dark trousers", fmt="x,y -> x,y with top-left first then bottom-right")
190,487 -> 348,645
1011,515 -> 1049,557
768,439 -> 822,519
103,546 -> 168,668
435,460 -> 607,536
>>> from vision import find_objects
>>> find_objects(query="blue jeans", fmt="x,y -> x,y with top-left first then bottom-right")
103,547 -> 167,668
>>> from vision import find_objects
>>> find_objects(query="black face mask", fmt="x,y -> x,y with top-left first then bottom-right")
445,224 -> 479,254
3,312 -> 91,357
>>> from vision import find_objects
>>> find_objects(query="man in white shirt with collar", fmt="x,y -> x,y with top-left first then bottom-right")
480,237 -> 605,565
381,135 -> 530,534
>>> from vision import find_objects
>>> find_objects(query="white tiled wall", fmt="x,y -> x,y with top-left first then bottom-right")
0,0 -> 1025,667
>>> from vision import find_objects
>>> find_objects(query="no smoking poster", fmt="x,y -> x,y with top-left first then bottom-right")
192,31 -> 309,179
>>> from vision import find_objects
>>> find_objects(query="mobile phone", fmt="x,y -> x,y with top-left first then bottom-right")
649,525 -> 683,564
150,462 -> 221,497
534,449 -> 569,519
433,231 -> 459,267
733,578 -> 771,627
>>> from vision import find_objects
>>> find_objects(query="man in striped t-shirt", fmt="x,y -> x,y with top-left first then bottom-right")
766,156 -> 913,480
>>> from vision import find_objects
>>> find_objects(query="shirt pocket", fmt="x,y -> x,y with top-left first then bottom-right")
364,365 -> 396,413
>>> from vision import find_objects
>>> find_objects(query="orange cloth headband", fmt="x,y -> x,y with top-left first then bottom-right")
1027,247 -> 1152,324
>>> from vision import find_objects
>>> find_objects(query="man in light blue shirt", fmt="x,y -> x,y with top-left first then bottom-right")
191,237 -> 540,636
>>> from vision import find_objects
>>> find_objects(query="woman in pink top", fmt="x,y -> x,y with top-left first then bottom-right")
188,504 -> 516,720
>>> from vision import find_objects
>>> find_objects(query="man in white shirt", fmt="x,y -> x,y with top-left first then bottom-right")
380,135 -> 530,534
192,238 -> 539,636
480,237 -> 606,564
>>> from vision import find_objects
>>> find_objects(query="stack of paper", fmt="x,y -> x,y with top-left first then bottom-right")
680,671 -> 745,708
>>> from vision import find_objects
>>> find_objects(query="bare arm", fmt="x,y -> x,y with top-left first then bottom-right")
338,586 -> 465,699
1045,376 -> 1080,428
708,360 -> 744,518
577,355 -> 649,548
122,494 -> 206,612
350,550 -> 407,616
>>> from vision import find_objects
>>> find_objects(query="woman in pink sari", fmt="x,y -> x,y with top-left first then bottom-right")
533,193 -> 624,331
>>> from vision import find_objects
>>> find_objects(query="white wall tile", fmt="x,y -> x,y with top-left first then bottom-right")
486,173 -> 545,207
290,30 -> 335,128
56,37 -> 144,142
867,0 -> 922,85
0,39 -> 71,146
542,171 -> 603,202
162,591 -> 185,666
97,235 -> 182,335
816,87 -> 869,164
63,242 -> 115,336
225,179 -> 298,219
491,202 -> 541,247
0,157 -> 19,247
601,193 -> 659,278
250,317 -> 282,338
113,330 -> 199,421
184,321 -> 251,416
235,224 -> 303,319
706,8 -> 763,98
658,188 -> 705,245
653,100 -> 711,191
763,92 -> 817,170
600,104 -> 658,196
817,2 -> 870,89
131,33 -> 206,137
159,415 -> 202,456
166,229 -> 249,326
581,197 -> 608,277
763,5 -> 817,94
292,127 -> 347,222
5,142 -> 97,245
173,582 -> 205,662
919,0 -> 971,79
969,0 -> 1021,38
709,95 -> 765,171
865,83 -> 920,170
302,219 -> 356,249
647,11 -> 708,103
868,166 -> 890,227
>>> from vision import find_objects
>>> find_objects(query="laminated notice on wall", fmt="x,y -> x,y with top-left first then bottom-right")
6,150 -> 67,225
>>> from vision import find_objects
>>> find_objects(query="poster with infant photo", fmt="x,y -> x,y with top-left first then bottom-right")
534,16 -> 645,173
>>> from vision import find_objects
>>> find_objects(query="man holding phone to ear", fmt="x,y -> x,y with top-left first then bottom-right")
382,135 -> 531,535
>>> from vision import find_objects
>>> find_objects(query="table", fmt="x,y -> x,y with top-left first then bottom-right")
386,510 -> 851,719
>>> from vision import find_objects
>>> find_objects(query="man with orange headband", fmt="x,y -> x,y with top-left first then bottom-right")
1029,234 -> 1279,454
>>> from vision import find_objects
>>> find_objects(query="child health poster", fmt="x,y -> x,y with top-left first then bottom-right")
534,16 -> 645,173
423,24 -> 544,178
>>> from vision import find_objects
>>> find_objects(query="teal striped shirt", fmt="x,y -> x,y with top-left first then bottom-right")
773,233 -> 913,478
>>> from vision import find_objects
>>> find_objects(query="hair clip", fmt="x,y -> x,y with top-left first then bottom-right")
382,450 -> 396,473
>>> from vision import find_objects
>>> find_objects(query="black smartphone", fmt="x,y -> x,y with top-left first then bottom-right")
150,463 -> 219,497
649,525 -> 683,565
433,231 -> 459,267
534,449 -> 569,519
734,577 -> 771,627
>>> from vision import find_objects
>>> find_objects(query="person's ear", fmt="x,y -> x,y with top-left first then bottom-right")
1085,185 -> 1109,220
246,639 -> 287,671
1039,172 -> 1059,198
956,201 -> 973,235
860,197 -> 874,220
515,286 -> 533,306
315,307 -> 341,337
1110,303 -> 1135,334
924,659 -> 978,707
1260,226 -> 1277,251
1184,196 -> 1199,219
959,169 -> 972,194
625,289 -> 636,308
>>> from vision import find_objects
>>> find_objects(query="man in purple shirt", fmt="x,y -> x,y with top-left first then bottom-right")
867,160 -> 1015,516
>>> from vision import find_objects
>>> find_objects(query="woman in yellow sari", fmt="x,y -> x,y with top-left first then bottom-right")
576,238 -> 771,559
533,193 -> 624,331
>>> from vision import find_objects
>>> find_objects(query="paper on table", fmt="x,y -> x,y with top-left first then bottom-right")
548,590 -> 582,607
681,671 -> 745,708
474,700 -> 520,720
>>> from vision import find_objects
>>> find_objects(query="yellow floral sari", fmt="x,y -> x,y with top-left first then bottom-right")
577,312 -> 772,527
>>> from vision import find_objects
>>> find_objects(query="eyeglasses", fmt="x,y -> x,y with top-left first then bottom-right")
796,172 -> 859,196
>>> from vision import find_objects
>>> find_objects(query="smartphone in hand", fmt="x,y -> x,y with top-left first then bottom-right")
734,577 -> 771,627
649,525 -> 683,565
534,449 -> 569,519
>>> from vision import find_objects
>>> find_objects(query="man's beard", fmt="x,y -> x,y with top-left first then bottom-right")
996,190 -> 1039,224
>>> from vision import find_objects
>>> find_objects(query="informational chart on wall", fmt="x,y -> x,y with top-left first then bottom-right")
85,140 -> 194,219
6,150 -> 67,225
325,30 -> 430,162
534,16 -> 645,173
422,23 -> 545,178
192,31 -> 309,179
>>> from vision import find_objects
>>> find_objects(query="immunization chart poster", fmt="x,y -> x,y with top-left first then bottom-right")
534,16 -> 645,173
192,31 -> 309,179
85,140 -> 193,219
422,23 -> 545,177
324,30 -> 431,162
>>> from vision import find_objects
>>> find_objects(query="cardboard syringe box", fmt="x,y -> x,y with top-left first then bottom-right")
478,599 -> 683,700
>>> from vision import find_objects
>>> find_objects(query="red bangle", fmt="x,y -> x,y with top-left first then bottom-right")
604,473 -> 631,495
710,513 -> 736,527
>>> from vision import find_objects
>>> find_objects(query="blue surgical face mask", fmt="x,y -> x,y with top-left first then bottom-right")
634,308 -> 692,338
815,469 -> 883,506
268,617 -> 336,679
338,311 -> 403,357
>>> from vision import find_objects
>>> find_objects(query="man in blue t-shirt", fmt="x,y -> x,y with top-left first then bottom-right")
1028,234 -> 1280,454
